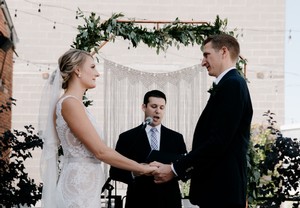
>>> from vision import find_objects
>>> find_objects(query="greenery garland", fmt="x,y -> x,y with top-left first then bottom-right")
72,11 -> 248,105
72,10 -> 236,55
71,10 -> 246,107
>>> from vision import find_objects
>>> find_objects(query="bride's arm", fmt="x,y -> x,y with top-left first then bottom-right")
61,96 -> 156,175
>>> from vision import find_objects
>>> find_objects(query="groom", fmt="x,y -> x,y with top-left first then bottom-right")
151,34 -> 253,208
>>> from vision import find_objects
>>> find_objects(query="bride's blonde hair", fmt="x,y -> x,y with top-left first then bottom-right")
58,49 -> 92,89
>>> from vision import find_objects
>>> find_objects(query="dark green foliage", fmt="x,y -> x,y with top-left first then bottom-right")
247,111 -> 300,208
0,98 -> 43,207
0,97 -> 16,113
83,93 -> 93,107
71,10 -> 237,55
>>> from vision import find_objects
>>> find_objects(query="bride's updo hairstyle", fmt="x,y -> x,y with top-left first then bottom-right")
58,48 -> 92,89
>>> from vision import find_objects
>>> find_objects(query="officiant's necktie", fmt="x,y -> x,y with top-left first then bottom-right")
150,127 -> 158,150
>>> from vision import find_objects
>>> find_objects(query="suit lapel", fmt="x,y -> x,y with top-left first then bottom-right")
159,125 -> 170,151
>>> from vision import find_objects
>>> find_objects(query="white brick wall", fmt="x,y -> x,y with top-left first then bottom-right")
8,0 -> 285,124
6,0 -> 285,206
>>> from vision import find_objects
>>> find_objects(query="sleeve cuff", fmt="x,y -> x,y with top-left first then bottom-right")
171,164 -> 178,176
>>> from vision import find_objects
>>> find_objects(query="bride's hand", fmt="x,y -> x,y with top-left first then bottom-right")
134,163 -> 157,176
143,163 -> 158,176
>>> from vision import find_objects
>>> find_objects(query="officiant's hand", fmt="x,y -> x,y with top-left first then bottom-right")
150,161 -> 175,183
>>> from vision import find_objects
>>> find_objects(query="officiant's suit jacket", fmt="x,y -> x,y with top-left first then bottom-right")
110,124 -> 187,208
173,69 -> 253,208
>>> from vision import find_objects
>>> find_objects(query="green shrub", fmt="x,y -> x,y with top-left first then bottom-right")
247,111 -> 300,208
0,98 -> 43,208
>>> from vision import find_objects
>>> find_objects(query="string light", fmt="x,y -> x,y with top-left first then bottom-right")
238,28 -> 244,42
9,5 -> 300,37
23,0 -> 109,18
11,0 -> 300,36
13,57 -> 58,73
8,0 -> 300,92
288,29 -> 292,42
7,1 -> 300,36
9,9 -> 77,29
38,3 -> 41,12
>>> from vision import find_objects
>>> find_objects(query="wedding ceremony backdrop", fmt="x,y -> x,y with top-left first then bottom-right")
103,59 -> 207,150
2,0 -> 289,207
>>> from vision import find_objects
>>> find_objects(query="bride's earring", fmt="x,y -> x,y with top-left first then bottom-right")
77,73 -> 81,78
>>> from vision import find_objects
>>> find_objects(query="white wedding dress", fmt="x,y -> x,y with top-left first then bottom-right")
55,95 -> 105,208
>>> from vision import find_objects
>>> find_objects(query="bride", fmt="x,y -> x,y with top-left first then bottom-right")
39,49 -> 156,207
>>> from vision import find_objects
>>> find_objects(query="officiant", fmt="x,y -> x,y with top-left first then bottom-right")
109,89 -> 187,208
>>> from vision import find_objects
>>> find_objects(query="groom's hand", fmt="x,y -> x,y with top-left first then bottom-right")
150,161 -> 175,183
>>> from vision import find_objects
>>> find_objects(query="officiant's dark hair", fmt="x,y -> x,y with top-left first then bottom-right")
143,90 -> 166,105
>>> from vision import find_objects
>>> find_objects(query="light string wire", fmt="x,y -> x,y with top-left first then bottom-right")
9,1 -> 300,34
8,1 -> 300,77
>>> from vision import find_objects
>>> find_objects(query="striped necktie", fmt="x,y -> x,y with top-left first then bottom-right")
150,127 -> 158,150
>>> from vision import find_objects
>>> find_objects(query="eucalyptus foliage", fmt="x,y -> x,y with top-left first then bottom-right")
72,10 -> 235,54
71,10 -> 246,77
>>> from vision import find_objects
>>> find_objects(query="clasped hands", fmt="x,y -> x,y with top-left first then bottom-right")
134,161 -> 175,183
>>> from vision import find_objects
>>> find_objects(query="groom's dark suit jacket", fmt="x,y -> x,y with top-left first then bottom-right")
109,125 -> 187,208
173,69 -> 253,208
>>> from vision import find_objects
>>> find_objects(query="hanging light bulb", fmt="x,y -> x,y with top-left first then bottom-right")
14,9 -> 17,18
53,21 -> 56,29
288,29 -> 292,43
240,28 -> 244,42
38,3 -> 41,12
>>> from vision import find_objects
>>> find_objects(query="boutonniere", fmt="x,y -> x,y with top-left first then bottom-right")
207,82 -> 218,96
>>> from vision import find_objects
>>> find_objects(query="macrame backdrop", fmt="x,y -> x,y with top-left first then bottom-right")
103,59 -> 209,152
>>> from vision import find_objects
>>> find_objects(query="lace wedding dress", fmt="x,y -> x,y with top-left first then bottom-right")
55,95 -> 105,208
